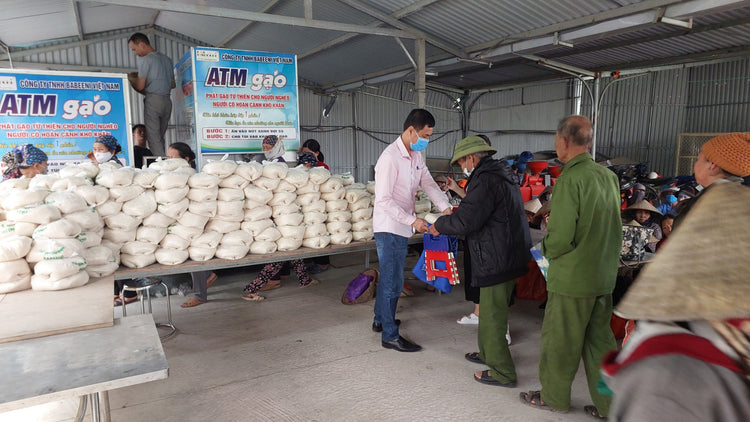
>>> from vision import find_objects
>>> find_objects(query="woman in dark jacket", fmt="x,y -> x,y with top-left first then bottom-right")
432,136 -> 531,388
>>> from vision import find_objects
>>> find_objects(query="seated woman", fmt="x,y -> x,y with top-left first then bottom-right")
87,134 -> 123,166
2,144 -> 48,180
623,200 -> 663,253
167,142 -> 197,168
262,135 -> 286,162
298,138 -> 329,170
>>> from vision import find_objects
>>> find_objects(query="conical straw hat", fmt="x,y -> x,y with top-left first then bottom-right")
615,182 -> 750,321
625,199 -> 662,215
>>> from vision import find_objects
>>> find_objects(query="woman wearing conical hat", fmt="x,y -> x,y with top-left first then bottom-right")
623,200 -> 663,253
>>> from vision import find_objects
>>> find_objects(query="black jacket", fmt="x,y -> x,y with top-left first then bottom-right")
434,156 -> 531,287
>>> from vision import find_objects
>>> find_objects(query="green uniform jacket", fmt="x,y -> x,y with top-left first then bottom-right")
542,152 -> 622,297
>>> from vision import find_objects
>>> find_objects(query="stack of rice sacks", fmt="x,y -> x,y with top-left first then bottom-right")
321,174 -> 352,245
346,182 -> 374,241
245,161 -> 283,254
0,178 -> 41,293
272,163 -> 305,251
300,166 -> 330,249
415,189 -> 433,220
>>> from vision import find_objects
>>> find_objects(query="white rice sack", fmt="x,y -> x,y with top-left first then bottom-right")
0,236 -> 33,262
276,238 -> 302,252
252,177 -> 280,191
0,178 -> 29,191
327,221 -> 352,235
274,212 -> 303,227
148,158 -> 189,171
337,173 -> 355,186
304,223 -> 328,238
348,197 -> 371,212
273,180 -> 296,194
352,220 -> 373,232
191,230 -> 223,248
415,199 -> 432,214
296,181 -> 320,195
352,230 -> 374,241
154,171 -> 190,190
243,205 -> 272,222
155,247 -> 189,265
249,241 -> 276,255
65,207 -> 103,232
160,234 -> 191,250
268,192 -> 296,207
320,178 -> 343,193
188,200 -> 217,218
33,219 -> 81,239
243,198 -> 268,211
296,192 -> 320,206
95,200 -> 122,218
155,186 -> 189,204
345,188 -> 369,204
98,161 -> 121,172
0,259 -> 31,293
285,167 -> 309,187
167,223 -> 203,241
142,212 -> 176,228
320,190 -> 346,201
178,211 -> 209,229
2,189 -> 48,210
95,168 -> 134,188
84,245 -> 114,266
202,160 -> 238,179
0,221 -> 37,238
109,185 -> 145,203
188,246 -> 216,262
351,207 -> 373,222
51,176 -> 90,192
240,219 -> 274,237
6,204 -> 61,224
326,199 -> 349,213
136,226 -> 168,244
219,174 -> 250,190
327,211 -> 352,222
217,188 -> 245,202
215,243 -> 250,260
243,185 -> 274,205
33,255 -> 87,281
100,239 -> 123,255
102,228 -> 135,244
221,230 -> 253,247
278,225 -> 305,241
272,204 -> 300,218
27,174 -> 58,191
216,200 -> 245,221
188,173 -> 220,189
132,169 -> 160,188
73,185 -> 109,206
31,270 -> 89,291
348,182 -> 366,191
235,161 -> 263,181
205,219 -> 241,234
187,186 -> 219,202
122,191 -> 157,218
120,253 -> 156,269
26,238 -> 84,263
303,235 -> 330,249
330,231 -> 353,245
309,167 -> 331,185
77,231 -> 102,248
303,212 -> 327,224
121,241 -> 158,255
261,161 -> 288,179
104,213 -> 142,231
302,199 -> 326,214
157,198 -> 190,219
69,162 -> 100,179
255,227 -> 282,242
86,262 -> 119,278
366,182 -> 376,194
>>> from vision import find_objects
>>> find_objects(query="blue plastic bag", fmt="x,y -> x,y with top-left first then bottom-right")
412,233 -> 459,294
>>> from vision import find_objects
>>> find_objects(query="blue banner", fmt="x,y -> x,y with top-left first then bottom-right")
191,48 -> 300,154
0,69 -> 131,172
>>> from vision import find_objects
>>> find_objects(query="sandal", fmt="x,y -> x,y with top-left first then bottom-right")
259,279 -> 281,291
584,405 -> 607,420
300,279 -> 319,288
519,391 -> 567,413
181,297 -> 207,308
473,370 -> 517,388
114,296 -> 137,307
206,273 -> 218,289
241,292 -> 264,302
465,352 -> 484,364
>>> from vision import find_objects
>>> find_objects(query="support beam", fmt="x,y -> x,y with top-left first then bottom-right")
304,0 -> 313,20
415,38 -> 426,108
72,1 -> 85,41
517,54 -> 596,78
84,0 -> 418,38
149,10 -> 160,26
217,0 -> 280,47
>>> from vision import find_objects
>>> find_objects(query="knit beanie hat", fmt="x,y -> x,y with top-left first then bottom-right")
700,132 -> 750,177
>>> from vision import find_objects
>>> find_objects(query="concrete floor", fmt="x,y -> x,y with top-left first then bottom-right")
1,251 -> 601,422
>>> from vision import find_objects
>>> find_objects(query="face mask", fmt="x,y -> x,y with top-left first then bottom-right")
411,136 -> 429,152
462,157 -> 474,178
94,151 -> 113,163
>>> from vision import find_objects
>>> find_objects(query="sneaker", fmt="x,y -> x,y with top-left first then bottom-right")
457,313 -> 479,325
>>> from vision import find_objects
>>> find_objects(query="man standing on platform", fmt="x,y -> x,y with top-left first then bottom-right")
128,32 -> 174,157
372,108 -> 452,352
520,115 -> 622,419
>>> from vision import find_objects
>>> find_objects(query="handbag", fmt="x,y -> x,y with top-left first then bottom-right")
341,269 -> 378,304
621,225 -> 653,261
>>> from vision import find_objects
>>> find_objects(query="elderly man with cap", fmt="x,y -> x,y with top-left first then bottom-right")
520,115 -> 622,419
430,135 -> 531,387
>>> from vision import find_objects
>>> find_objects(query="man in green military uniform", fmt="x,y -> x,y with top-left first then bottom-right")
520,115 -> 622,419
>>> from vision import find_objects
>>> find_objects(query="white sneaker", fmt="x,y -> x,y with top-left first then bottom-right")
506,326 -> 512,345
457,313 -> 479,325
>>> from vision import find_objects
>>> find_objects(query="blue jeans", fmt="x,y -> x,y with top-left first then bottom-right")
373,232 -> 408,341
